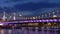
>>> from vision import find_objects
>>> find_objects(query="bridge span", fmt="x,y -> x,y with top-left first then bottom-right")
0,18 -> 59,25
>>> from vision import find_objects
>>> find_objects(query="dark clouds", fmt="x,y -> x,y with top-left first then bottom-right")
1,0 -> 60,7
14,2 -> 60,11
0,0 -> 60,16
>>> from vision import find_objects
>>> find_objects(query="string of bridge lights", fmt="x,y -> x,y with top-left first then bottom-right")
1,18 -> 60,24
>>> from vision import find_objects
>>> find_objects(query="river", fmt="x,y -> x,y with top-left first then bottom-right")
0,27 -> 59,34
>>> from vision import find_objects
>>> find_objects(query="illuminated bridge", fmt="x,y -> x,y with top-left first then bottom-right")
0,18 -> 60,24
0,9 -> 60,28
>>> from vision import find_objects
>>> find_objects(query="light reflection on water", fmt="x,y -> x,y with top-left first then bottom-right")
0,27 -> 59,34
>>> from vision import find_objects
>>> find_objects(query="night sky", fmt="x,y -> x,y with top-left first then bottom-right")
0,0 -> 60,16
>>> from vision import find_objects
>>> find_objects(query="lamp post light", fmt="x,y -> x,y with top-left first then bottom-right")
35,16 -> 37,19
57,10 -> 59,17
13,12 -> 16,20
45,14 -> 47,18
52,11 -> 57,18
38,16 -> 40,19
53,12 -> 55,16
49,13 -> 51,18
41,14 -> 44,27
19,14 -> 22,16
52,12 -> 55,18
42,15 -> 44,19
33,17 -> 36,19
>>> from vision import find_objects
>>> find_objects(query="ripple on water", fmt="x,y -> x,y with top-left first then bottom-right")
0,27 -> 59,34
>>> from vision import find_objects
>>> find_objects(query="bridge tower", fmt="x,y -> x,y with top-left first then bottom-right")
13,12 -> 16,20
2,11 -> 7,21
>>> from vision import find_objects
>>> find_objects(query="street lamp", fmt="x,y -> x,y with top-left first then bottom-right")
19,14 -> 22,16
49,13 -> 51,18
42,15 -> 44,19
38,16 -> 40,19
52,12 -> 56,18
53,15 -> 57,18
13,12 -> 16,20
45,14 -> 47,18
33,17 -> 36,19
57,10 -> 59,17
52,12 -> 55,15
7,16 -> 12,21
